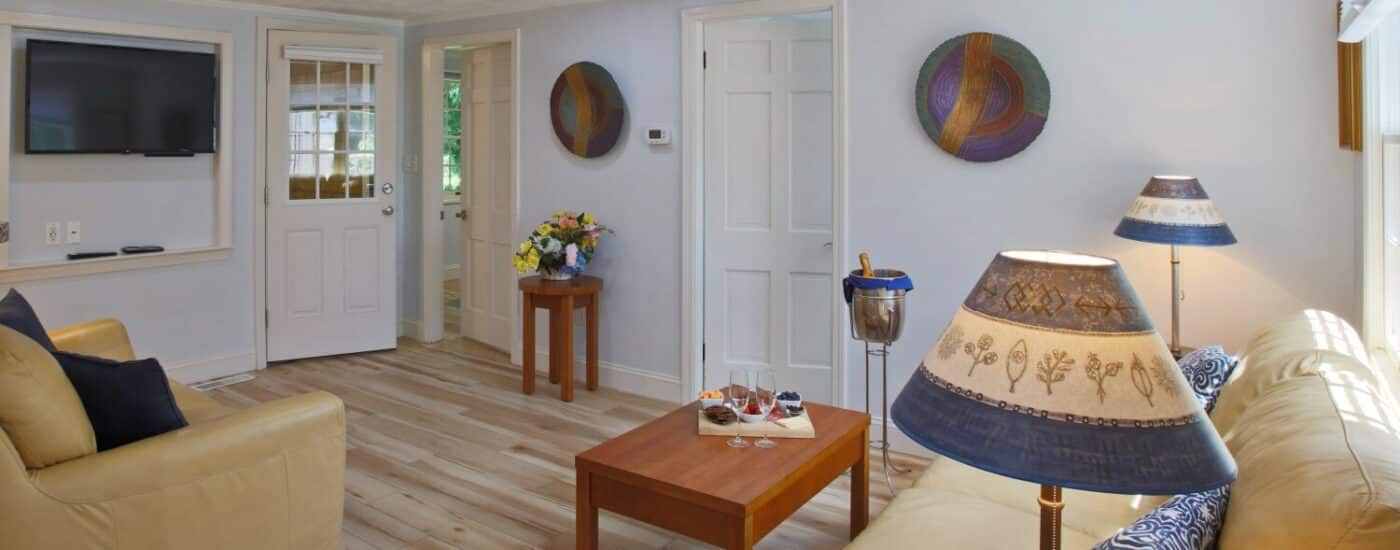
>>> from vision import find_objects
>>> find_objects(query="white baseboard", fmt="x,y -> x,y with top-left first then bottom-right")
532,350 -> 681,399
444,264 -> 461,280
870,415 -> 936,458
166,350 -> 256,385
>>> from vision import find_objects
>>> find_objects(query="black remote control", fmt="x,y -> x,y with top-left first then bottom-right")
121,246 -> 165,255
67,251 -> 118,260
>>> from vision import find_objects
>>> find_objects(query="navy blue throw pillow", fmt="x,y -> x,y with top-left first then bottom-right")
0,289 -> 56,351
53,351 -> 188,451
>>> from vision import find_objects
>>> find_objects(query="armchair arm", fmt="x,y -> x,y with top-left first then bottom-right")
30,391 -> 344,504
47,318 -> 135,362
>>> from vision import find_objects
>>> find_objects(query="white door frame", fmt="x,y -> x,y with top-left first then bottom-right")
254,16 -> 402,371
680,0 -> 848,405
418,29 -> 521,359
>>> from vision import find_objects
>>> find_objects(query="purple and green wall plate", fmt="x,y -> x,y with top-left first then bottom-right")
915,32 -> 1050,162
550,62 -> 626,159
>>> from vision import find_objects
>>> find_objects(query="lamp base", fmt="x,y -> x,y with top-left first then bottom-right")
1039,484 -> 1063,550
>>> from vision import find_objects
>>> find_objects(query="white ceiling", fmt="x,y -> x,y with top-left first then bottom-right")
216,0 -> 606,22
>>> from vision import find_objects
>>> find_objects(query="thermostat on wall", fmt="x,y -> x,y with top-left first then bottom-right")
645,128 -> 671,145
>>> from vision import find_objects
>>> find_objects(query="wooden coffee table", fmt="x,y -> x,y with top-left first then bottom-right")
575,401 -> 871,549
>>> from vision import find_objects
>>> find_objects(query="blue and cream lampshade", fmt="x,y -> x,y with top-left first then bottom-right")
1113,176 -> 1236,246
891,250 -> 1236,494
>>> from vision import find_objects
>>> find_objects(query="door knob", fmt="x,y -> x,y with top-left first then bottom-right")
381,205 -> 395,216
455,210 -> 467,220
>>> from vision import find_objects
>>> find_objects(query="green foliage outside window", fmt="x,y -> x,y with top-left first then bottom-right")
443,78 -> 463,196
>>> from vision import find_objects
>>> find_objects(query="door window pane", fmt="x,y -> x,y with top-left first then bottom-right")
319,62 -> 348,104
349,63 -> 375,104
290,62 -> 318,105
443,77 -> 463,197
319,153 -> 347,199
287,61 -> 377,202
290,154 -> 316,200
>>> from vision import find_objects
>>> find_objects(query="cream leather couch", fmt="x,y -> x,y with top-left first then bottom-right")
0,319 -> 347,549
849,310 -> 1400,548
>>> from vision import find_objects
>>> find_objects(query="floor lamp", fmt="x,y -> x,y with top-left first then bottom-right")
1113,176 -> 1237,358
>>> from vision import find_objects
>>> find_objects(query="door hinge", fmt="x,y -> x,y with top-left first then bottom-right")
702,342 -> 706,362
702,50 -> 707,70
264,184 -> 270,206
440,210 -> 445,221
264,309 -> 269,327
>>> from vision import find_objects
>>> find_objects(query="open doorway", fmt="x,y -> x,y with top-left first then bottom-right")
419,31 -> 520,356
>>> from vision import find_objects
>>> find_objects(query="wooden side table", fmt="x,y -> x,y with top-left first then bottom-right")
519,275 -> 602,402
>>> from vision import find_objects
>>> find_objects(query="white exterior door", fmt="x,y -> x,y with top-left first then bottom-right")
703,15 -> 836,403
267,31 -> 398,362
457,44 -> 514,351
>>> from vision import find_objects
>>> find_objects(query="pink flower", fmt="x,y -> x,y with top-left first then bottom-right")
559,218 -> 580,229
565,243 -> 579,267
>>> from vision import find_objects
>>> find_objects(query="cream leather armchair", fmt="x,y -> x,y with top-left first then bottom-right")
0,319 -> 346,549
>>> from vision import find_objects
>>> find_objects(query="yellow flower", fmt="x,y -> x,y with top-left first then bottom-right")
552,210 -> 567,218
536,223 -> 554,235
518,240 -> 532,254
581,213 -> 595,224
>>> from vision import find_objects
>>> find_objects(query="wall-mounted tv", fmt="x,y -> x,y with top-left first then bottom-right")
25,39 -> 218,155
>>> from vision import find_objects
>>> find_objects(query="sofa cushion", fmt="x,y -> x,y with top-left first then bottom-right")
0,325 -> 95,467
1212,309 -> 1378,434
1092,486 -> 1230,550
1212,311 -> 1400,549
915,458 -> 1169,539
845,480 -> 1104,550
53,351 -> 188,451
0,289 -> 56,351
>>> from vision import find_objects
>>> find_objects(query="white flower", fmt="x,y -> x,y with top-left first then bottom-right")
565,243 -> 579,267
540,237 -> 562,254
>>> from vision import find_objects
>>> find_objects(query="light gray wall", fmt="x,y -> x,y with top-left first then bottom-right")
2,0 -> 399,377
403,0 -> 1359,405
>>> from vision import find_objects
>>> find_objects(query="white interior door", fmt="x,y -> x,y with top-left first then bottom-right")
703,14 -> 836,403
457,44 -> 514,351
267,31 -> 398,362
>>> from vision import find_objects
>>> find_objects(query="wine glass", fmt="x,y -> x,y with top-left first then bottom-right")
726,369 -> 751,448
754,369 -> 778,449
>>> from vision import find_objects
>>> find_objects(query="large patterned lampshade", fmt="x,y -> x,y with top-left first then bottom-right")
1113,176 -> 1236,246
891,250 -> 1236,494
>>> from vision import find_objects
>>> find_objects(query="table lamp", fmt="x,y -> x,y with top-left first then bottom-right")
891,250 -> 1236,550
1113,176 -> 1236,358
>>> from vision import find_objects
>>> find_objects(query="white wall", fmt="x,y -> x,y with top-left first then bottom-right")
403,0 -> 1359,408
1,0 -> 399,382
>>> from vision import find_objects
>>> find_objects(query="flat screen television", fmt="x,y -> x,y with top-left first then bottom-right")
25,39 -> 218,155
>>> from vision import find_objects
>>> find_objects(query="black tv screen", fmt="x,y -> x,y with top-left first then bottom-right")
25,40 -> 218,154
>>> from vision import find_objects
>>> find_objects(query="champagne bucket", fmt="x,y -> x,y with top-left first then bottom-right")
844,269 -> 913,345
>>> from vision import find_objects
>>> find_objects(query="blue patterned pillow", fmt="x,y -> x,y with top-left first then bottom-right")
1176,346 -> 1237,414
1093,487 -> 1231,550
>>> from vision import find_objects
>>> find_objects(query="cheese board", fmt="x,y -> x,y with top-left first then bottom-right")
696,406 -> 815,439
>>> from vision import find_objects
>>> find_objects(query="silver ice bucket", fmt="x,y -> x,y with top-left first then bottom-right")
844,269 -> 912,345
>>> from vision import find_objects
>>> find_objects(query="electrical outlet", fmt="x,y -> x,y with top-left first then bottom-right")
66,221 -> 81,244
44,222 -> 60,245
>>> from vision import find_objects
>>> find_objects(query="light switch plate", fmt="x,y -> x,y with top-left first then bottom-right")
66,221 -> 81,244
45,222 -> 60,245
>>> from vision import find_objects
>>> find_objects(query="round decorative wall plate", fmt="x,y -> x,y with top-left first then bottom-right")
550,62 -> 626,159
915,32 -> 1050,162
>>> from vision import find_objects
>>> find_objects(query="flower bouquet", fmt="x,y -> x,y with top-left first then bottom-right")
513,211 -> 610,280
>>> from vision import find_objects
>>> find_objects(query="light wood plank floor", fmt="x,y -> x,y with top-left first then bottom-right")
207,338 -> 932,550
